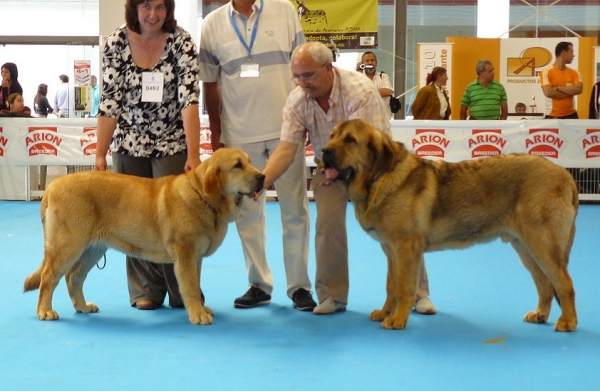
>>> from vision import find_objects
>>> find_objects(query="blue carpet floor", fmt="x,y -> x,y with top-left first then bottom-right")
1,200 -> 599,390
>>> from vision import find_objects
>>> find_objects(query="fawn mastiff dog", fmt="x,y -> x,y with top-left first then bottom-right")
24,148 -> 264,325
321,119 -> 578,332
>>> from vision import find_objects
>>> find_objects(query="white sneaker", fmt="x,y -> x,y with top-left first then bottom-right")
313,297 -> 346,315
415,297 -> 437,315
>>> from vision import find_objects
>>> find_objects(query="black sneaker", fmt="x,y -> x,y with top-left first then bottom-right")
234,285 -> 271,308
292,288 -> 317,311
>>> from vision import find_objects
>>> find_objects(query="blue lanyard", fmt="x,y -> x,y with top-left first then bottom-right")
229,0 -> 263,60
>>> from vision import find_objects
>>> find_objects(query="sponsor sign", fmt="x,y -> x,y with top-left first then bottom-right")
500,38 -> 579,115
579,128 -> 600,159
411,129 -> 452,159
521,127 -> 567,159
22,126 -> 63,157
465,129 -> 509,158
0,127 -> 11,157
290,0 -> 378,49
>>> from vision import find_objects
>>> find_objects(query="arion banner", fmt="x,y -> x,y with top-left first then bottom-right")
289,0 -> 378,50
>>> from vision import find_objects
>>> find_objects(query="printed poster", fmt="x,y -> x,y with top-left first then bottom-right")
500,38 -> 579,115
290,0 -> 378,50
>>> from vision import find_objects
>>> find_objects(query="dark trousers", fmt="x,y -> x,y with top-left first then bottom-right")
112,152 -> 188,307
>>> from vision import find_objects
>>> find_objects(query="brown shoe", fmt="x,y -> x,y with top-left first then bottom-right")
135,299 -> 158,310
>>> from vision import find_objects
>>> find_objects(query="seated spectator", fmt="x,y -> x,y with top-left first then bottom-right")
514,102 -> 527,113
0,92 -> 29,117
1,62 -> 23,110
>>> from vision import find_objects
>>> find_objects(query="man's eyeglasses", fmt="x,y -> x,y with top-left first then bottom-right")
291,64 -> 327,84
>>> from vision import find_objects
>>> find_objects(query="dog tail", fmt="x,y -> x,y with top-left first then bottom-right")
24,268 -> 42,292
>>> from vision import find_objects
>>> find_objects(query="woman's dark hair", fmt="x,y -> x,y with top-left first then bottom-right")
1,62 -> 23,95
125,0 -> 177,34
34,84 -> 48,107
37,84 -> 48,96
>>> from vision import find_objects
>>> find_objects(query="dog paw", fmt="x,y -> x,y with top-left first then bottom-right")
523,310 -> 548,324
75,302 -> 99,314
554,316 -> 577,332
189,312 -> 213,325
381,316 -> 407,330
37,309 -> 60,321
369,309 -> 388,322
203,305 -> 214,316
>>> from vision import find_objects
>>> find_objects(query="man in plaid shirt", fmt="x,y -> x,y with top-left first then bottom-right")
259,42 -> 436,316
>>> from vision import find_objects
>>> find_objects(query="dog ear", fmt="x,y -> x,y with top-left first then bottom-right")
202,163 -> 222,205
368,129 -> 397,175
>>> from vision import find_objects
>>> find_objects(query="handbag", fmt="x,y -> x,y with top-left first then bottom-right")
389,95 -> 401,114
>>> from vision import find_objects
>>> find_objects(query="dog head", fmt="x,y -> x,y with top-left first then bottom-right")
197,148 -> 265,207
321,119 -> 403,199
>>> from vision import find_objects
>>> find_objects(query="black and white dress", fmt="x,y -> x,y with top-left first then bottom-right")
99,25 -> 200,158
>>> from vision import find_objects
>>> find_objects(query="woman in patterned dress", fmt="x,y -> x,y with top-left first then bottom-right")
94,0 -> 201,311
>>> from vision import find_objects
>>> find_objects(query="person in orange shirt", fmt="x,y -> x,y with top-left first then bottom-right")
540,41 -> 583,119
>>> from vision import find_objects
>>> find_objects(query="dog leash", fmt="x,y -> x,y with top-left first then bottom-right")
96,254 -> 107,270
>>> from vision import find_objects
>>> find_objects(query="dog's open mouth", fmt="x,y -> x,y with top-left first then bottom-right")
238,176 -> 265,198
324,166 -> 355,182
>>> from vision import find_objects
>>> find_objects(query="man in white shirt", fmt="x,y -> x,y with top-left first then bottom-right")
54,74 -> 69,118
359,51 -> 394,117
199,0 -> 316,311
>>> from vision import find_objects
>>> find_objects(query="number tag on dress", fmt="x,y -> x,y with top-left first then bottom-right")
240,63 -> 259,78
142,72 -> 164,102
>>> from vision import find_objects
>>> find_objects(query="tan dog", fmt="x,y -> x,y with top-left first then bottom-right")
24,148 -> 264,325
322,119 -> 578,332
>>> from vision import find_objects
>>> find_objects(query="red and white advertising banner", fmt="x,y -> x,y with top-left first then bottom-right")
0,117 -> 317,168
0,119 -> 107,166
3,119 -> 600,168
392,119 -> 600,168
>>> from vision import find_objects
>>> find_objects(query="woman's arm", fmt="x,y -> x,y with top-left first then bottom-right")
94,116 -> 118,171
182,103 -> 201,171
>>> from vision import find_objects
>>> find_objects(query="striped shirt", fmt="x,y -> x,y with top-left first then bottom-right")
460,79 -> 507,120
281,67 -> 391,156
198,0 -> 305,144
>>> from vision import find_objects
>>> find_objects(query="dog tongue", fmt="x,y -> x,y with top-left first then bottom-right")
324,167 -> 339,180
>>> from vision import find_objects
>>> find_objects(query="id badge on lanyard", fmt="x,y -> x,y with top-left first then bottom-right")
141,72 -> 164,102
241,63 -> 259,78
231,0 -> 263,78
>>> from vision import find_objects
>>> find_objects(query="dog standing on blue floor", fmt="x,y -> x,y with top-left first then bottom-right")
321,119 -> 578,332
24,148 -> 264,326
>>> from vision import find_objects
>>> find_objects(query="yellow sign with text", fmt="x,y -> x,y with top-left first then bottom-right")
290,0 -> 378,50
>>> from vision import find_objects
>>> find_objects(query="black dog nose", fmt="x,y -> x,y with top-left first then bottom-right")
322,148 -> 333,163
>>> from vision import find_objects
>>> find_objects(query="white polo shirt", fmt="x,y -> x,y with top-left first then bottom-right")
199,0 -> 305,144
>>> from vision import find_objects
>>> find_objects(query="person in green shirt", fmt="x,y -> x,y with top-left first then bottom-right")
460,59 -> 508,120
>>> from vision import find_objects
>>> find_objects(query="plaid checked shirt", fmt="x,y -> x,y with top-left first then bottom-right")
281,66 -> 391,159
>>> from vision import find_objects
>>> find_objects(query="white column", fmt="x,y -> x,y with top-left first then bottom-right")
100,0 -> 125,38
477,0 -> 510,38
175,0 -> 198,41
